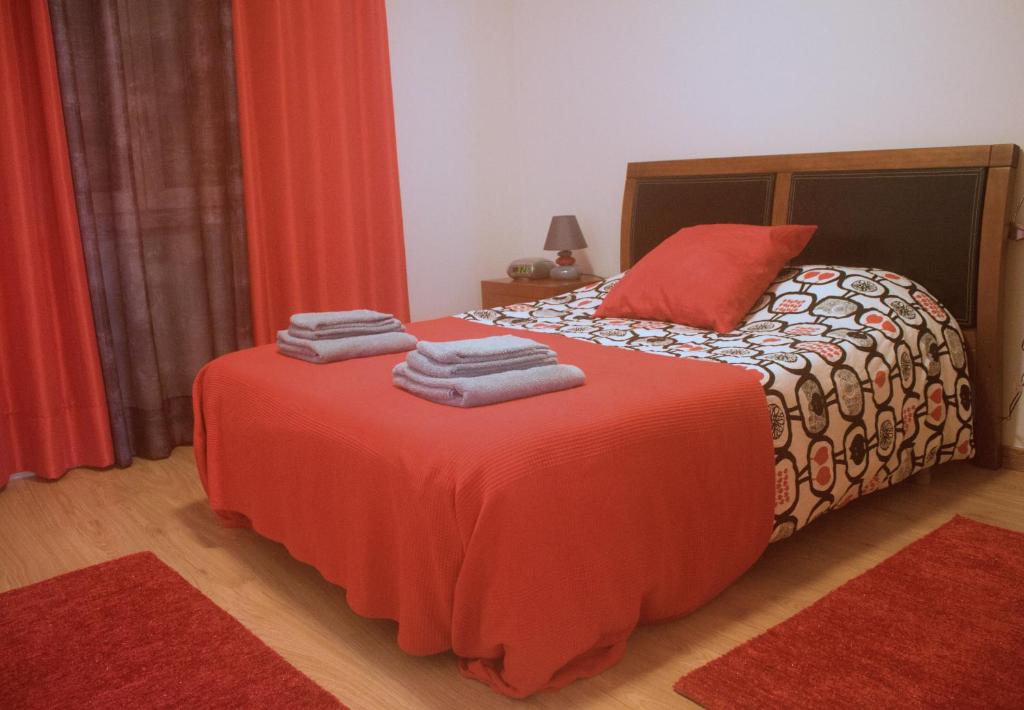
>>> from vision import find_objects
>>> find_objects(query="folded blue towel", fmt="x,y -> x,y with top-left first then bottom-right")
416,335 -> 552,364
290,309 -> 396,330
405,350 -> 557,378
288,319 -> 403,341
392,361 -> 584,407
277,330 -> 416,364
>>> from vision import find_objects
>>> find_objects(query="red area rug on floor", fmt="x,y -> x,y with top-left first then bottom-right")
676,516 -> 1024,709
0,552 -> 344,709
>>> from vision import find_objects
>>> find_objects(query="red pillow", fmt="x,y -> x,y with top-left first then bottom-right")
596,223 -> 817,332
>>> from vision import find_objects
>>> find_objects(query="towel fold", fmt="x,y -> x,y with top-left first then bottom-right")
290,309 -> 396,329
288,319 -> 403,340
392,361 -> 584,407
277,330 -> 416,364
405,349 -> 557,378
416,335 -> 552,364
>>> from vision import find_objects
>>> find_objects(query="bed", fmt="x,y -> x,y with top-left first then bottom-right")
193,143 -> 1019,698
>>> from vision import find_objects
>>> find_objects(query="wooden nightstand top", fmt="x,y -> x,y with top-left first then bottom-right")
480,274 -> 603,309
481,274 -> 602,289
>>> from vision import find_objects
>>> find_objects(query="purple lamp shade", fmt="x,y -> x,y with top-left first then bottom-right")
544,215 -> 587,253
544,215 -> 587,279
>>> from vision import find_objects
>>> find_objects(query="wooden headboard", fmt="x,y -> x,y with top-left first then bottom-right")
620,144 -> 1020,469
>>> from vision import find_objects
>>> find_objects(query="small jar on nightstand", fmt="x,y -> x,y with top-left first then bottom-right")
480,274 -> 603,309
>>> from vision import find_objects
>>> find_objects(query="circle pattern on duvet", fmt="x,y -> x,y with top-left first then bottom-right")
460,264 -> 975,542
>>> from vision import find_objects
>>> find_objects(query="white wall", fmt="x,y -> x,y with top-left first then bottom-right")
387,0 -> 1024,446
386,0 -> 522,321
507,0 -> 1024,445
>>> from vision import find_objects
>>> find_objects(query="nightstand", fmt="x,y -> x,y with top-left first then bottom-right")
480,274 -> 602,309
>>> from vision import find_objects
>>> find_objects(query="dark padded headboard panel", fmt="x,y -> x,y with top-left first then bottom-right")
627,174 -> 774,265
787,168 -> 986,326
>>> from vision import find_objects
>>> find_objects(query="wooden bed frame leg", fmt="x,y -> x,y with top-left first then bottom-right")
913,469 -> 933,486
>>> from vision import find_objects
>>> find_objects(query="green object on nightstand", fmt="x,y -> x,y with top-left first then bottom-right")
506,258 -> 555,280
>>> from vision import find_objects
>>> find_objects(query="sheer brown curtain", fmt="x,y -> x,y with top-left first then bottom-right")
48,0 -> 252,465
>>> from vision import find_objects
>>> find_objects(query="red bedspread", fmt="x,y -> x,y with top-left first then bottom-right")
193,318 -> 775,697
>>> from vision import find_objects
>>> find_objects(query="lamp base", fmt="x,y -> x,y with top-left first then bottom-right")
549,264 -> 580,280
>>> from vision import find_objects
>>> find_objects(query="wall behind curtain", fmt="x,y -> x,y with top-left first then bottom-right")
0,0 -> 114,485
385,0 -> 521,321
233,0 -> 410,344
49,0 -> 252,465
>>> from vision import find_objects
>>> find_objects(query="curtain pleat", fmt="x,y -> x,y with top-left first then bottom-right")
0,0 -> 115,485
48,0 -> 252,465
232,0 -> 410,344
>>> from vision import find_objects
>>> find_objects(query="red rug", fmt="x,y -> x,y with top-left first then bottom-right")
0,552 -> 345,709
676,516 -> 1024,709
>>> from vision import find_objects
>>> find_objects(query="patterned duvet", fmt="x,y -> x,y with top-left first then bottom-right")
461,265 -> 974,541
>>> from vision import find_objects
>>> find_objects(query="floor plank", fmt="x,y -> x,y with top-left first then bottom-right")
1,449 -> 1021,709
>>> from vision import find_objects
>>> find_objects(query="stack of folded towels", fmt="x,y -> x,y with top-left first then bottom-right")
277,310 -> 417,364
392,334 -> 585,407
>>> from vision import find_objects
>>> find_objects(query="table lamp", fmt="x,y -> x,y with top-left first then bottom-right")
544,215 -> 588,280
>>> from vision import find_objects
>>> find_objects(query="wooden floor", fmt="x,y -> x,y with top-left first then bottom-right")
1,450 -> 1022,709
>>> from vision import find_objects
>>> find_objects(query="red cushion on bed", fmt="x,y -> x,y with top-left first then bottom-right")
596,223 -> 817,332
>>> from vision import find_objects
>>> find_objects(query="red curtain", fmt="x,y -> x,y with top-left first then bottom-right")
232,0 -> 410,344
0,0 -> 114,485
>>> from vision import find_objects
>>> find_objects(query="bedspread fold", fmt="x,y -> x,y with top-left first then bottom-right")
193,317 -> 775,697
